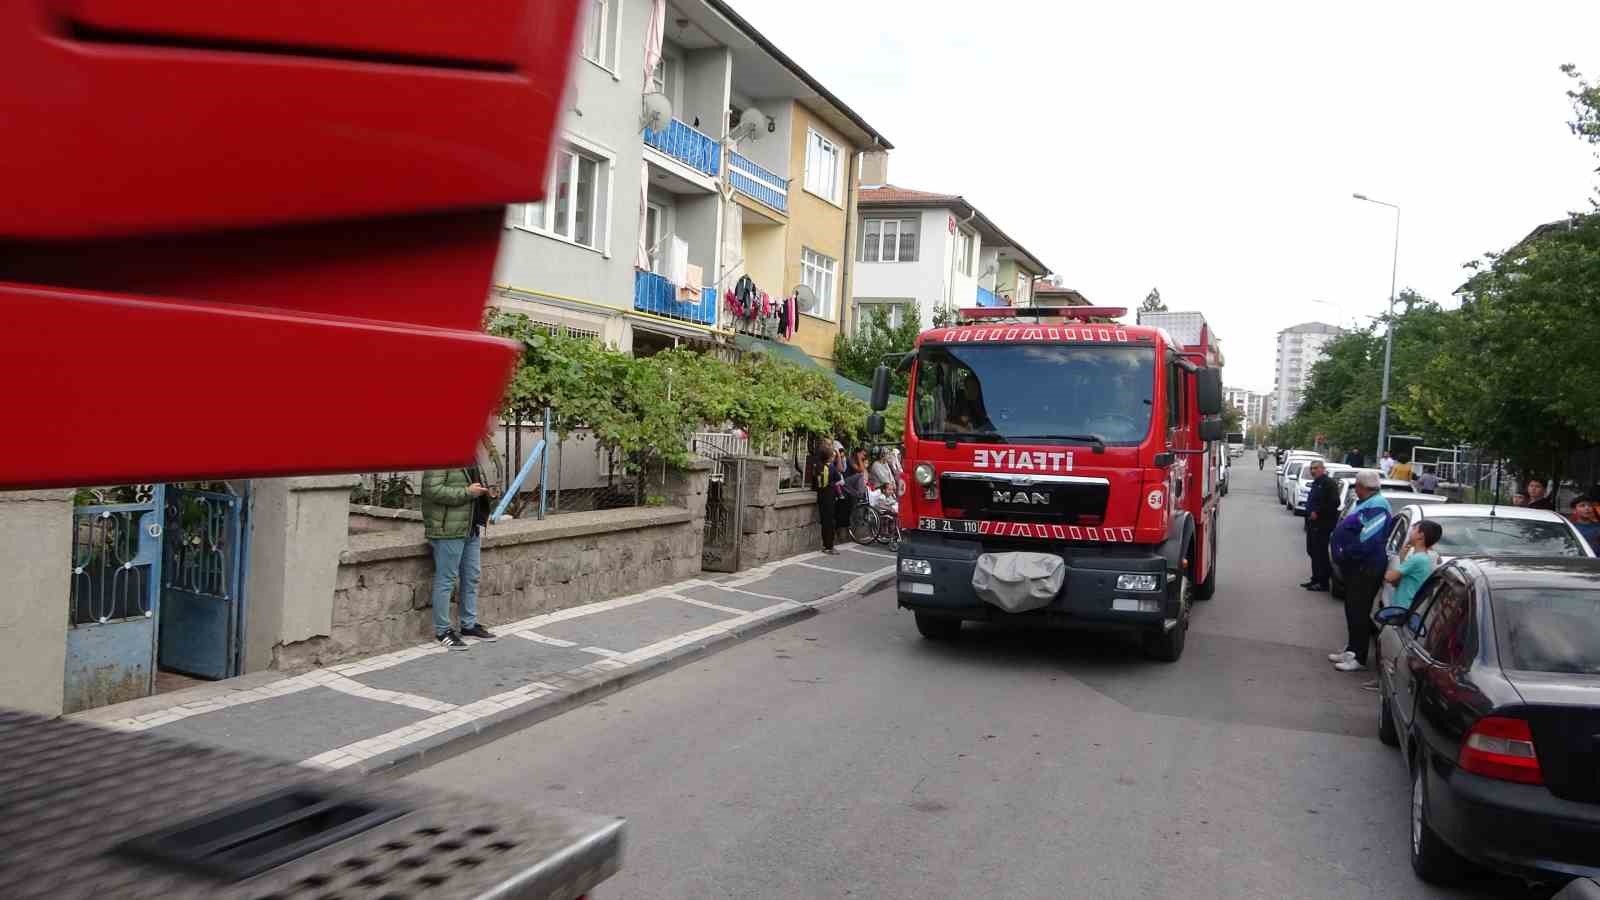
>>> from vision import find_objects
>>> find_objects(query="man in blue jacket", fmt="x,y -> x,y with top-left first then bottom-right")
1328,470 -> 1391,672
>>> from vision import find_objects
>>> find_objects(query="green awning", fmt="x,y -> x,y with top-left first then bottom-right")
732,334 -> 875,402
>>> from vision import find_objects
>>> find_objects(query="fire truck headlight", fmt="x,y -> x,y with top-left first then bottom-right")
901,558 -> 933,576
913,463 -> 936,486
1116,573 -> 1161,592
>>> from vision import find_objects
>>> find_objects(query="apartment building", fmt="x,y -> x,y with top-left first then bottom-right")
1272,322 -> 1342,423
494,0 -> 889,367
852,184 -> 1049,331
1247,391 -> 1274,427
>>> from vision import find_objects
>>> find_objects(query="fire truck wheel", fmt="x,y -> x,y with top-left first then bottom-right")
914,612 -> 962,641
1142,570 -> 1190,662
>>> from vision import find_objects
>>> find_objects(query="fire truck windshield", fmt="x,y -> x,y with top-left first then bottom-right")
913,344 -> 1155,445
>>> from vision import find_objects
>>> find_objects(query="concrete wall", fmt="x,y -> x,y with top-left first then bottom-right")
0,490 -> 72,716
853,206 -> 952,330
244,476 -> 360,674
681,48 -> 732,141
491,0 -> 651,314
785,106 -> 855,366
739,216 -> 787,299
676,192 -> 722,278
734,98 -> 792,180
281,464 -> 713,667
736,458 -> 825,566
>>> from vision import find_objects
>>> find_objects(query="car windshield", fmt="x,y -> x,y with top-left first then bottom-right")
912,344 -> 1155,444
1494,588 -> 1600,674
1431,517 -> 1585,557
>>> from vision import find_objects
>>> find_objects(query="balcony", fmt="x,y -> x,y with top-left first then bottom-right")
634,269 -> 717,327
643,118 -> 720,178
975,286 -> 1003,307
727,152 -> 788,213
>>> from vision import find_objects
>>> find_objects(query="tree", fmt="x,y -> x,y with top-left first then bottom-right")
1563,64 -> 1600,203
1139,287 -> 1166,313
1221,404 -> 1245,435
833,306 -> 920,396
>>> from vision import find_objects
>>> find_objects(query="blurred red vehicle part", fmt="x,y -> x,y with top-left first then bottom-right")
0,0 -> 583,488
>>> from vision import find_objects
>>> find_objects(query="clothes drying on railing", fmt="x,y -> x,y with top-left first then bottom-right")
725,275 -> 800,340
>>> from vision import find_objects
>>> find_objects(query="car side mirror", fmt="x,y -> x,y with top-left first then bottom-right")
1373,605 -> 1410,628
869,364 -> 891,413
1197,418 -> 1225,443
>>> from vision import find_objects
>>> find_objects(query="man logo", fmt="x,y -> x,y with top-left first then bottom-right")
993,490 -> 1050,506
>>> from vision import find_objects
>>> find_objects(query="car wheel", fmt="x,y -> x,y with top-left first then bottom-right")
1143,568 -> 1190,662
914,612 -> 962,641
1379,694 -> 1399,747
1410,758 -> 1467,883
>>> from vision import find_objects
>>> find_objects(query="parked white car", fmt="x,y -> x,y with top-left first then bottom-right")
1276,452 -> 1323,505
1292,463 -> 1354,515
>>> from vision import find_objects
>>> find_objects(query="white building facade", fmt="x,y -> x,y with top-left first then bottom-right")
1272,322 -> 1343,424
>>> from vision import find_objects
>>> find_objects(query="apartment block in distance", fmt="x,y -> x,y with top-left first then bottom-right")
1273,322 -> 1342,423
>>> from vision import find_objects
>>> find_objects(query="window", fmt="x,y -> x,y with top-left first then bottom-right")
800,248 -> 837,319
505,144 -> 610,251
861,218 -> 918,262
1418,578 -> 1474,664
581,0 -> 609,66
649,52 -> 676,101
955,229 -> 974,275
1014,274 -> 1030,304
804,130 -> 841,203
855,301 -> 911,334
645,203 -> 665,274
1493,587 -> 1600,674
1166,362 -> 1184,429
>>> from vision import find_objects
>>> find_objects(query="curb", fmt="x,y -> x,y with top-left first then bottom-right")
356,601 -> 819,780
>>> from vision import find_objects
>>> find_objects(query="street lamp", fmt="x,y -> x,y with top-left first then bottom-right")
1352,192 -> 1400,456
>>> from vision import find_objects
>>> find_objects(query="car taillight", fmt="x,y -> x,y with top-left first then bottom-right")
1459,716 -> 1543,785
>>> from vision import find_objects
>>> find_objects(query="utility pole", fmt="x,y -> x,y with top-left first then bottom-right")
1353,193 -> 1401,457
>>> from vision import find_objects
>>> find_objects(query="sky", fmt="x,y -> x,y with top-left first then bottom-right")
733,0 -> 1600,393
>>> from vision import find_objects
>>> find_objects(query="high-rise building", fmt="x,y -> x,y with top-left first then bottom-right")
1273,322 -> 1343,423
1247,392 -> 1274,427
1223,387 -> 1251,421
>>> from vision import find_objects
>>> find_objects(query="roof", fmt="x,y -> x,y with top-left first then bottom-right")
1412,504 -> 1574,522
731,333 -> 876,401
1456,556 -> 1600,590
702,0 -> 892,150
859,185 -> 1050,275
1032,284 -> 1090,306
1278,322 -> 1343,336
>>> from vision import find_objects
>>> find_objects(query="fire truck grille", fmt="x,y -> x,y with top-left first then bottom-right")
939,475 -> 1110,523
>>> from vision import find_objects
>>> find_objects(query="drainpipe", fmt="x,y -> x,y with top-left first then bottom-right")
840,145 -> 861,339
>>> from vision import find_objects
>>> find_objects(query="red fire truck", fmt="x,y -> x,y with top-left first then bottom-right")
867,306 -> 1226,662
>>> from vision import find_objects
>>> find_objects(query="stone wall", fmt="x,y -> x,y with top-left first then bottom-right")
737,457 -> 824,567
277,462 -> 711,668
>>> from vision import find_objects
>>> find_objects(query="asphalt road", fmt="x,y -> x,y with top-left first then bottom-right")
411,462 -> 1546,899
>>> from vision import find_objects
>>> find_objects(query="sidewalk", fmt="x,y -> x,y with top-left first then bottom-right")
69,545 -> 895,775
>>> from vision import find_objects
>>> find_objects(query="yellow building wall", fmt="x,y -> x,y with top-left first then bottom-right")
783,103 -> 857,368
739,215 -> 787,300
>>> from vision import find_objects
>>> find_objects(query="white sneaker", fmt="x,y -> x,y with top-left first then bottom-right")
1328,650 -> 1355,663
1333,658 -> 1366,672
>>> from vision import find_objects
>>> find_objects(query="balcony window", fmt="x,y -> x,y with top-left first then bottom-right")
505,143 -> 610,252
801,248 -> 837,320
861,217 -> 918,262
855,301 -> 911,335
804,129 -> 841,204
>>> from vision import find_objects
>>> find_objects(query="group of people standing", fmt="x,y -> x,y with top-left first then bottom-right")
1299,466 -> 1443,682
810,440 -> 901,554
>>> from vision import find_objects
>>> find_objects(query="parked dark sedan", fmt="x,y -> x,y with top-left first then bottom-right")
1374,557 -> 1600,885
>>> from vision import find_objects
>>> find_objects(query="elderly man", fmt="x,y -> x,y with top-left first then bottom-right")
1300,460 -> 1338,592
1328,471 -> 1392,672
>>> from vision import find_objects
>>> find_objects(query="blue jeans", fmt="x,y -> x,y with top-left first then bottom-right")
429,535 -> 481,637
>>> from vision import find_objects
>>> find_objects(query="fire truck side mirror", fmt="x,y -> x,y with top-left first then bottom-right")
1195,368 -> 1224,416
870,364 -> 892,412
866,413 -> 885,436
1198,418 -> 1226,443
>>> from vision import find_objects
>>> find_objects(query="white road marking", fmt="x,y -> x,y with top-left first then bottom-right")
666,593 -> 752,616
795,561 -> 869,576
515,632 -> 580,648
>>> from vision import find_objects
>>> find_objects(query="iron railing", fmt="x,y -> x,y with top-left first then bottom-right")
634,270 -> 717,326
727,152 -> 788,213
976,286 -> 1003,307
642,118 -> 719,177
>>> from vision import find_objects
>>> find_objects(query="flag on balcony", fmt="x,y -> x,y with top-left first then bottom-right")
638,0 -> 666,271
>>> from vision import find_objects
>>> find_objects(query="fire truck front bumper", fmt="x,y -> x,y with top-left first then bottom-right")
895,530 -> 1177,629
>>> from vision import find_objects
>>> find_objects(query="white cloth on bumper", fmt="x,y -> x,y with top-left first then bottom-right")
972,552 -> 1066,613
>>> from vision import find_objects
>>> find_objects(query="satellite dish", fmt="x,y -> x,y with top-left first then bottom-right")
641,92 -> 673,133
793,283 -> 817,313
728,104 -> 766,143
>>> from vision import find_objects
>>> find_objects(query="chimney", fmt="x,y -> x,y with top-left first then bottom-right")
860,149 -> 888,187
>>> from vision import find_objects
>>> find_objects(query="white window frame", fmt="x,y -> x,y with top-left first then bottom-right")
649,48 -> 678,106
644,202 -> 667,274
955,229 -> 974,276
804,128 -> 842,205
504,135 -> 616,257
854,299 -> 911,334
861,217 -> 918,263
800,247 -> 837,320
580,0 -> 623,77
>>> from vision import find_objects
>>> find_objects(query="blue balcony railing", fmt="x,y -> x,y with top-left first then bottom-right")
727,151 -> 789,213
634,269 -> 717,326
976,286 -> 1003,307
642,118 -> 720,178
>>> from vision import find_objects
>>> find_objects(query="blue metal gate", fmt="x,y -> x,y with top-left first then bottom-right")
159,485 -> 247,680
64,486 -> 165,714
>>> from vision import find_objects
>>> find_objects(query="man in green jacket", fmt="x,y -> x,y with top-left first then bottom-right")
421,465 -> 498,649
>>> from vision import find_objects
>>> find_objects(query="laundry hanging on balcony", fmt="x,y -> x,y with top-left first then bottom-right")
678,263 -> 703,303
